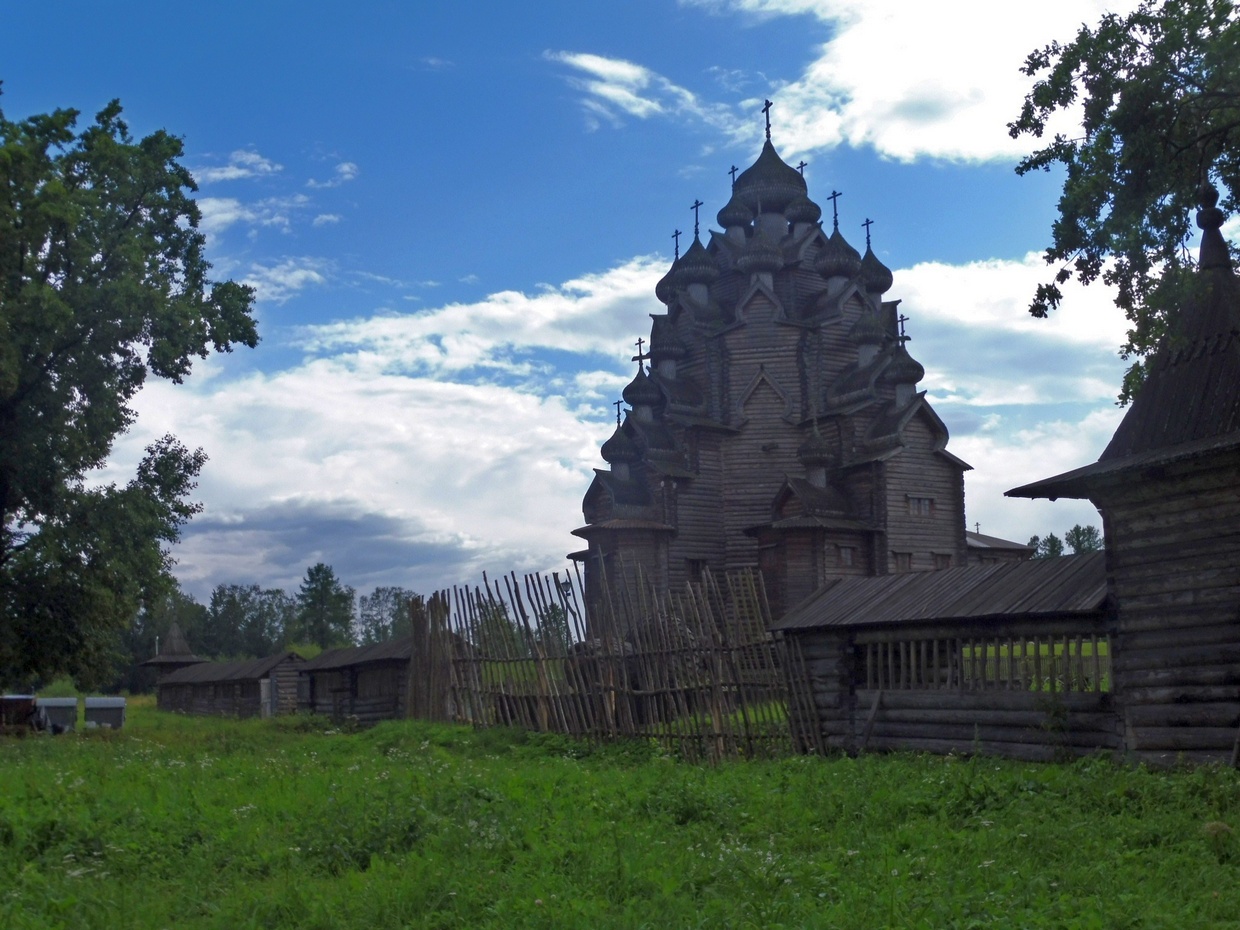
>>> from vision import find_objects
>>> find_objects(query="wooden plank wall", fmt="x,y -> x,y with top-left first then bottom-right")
1105,453 -> 1240,765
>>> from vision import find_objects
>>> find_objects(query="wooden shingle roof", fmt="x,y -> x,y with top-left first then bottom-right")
772,552 -> 1107,631
159,651 -> 302,685
300,637 -> 414,672
1010,190 -> 1240,500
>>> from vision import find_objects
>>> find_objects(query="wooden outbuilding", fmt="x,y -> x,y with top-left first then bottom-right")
140,621 -> 204,681
1009,186 -> 1240,766
774,552 -> 1115,761
298,638 -> 413,725
156,651 -> 304,718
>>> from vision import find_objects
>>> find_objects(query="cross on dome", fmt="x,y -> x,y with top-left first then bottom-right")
632,337 -> 650,370
690,199 -> 704,238
762,99 -> 773,140
672,228 -> 682,260
863,217 -> 874,248
796,161 -> 807,176
729,165 -> 738,186
613,399 -> 623,426
827,190 -> 842,231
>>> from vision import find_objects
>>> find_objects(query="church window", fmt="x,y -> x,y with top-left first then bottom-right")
837,545 -> 855,567
893,551 -> 912,572
934,553 -> 952,570
907,496 -> 934,517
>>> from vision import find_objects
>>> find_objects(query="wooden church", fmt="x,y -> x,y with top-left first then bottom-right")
571,110 -> 970,623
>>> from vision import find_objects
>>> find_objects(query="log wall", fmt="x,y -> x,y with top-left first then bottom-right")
1099,451 -> 1240,765
302,660 -> 411,726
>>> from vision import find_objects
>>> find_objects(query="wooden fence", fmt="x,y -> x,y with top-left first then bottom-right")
408,566 -> 812,761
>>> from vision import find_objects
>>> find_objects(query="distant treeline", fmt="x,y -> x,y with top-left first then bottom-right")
110,562 -> 419,693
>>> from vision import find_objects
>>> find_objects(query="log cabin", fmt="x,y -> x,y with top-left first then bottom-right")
156,651 -> 304,718
1008,184 -> 1240,766
298,638 -> 413,725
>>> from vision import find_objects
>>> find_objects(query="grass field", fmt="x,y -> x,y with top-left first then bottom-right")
2,697 -> 1238,929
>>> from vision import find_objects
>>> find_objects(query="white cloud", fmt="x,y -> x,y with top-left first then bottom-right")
687,0 -> 1141,162
307,161 -> 360,189
312,213 -> 341,227
241,258 -> 330,304
197,194 -> 311,238
194,149 -> 283,183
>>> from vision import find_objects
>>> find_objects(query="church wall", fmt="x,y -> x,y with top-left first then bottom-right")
881,416 -> 966,572
665,430 -> 727,587
1099,451 -> 1240,765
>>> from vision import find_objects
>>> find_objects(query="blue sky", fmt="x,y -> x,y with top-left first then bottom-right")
3,1 -> 1139,600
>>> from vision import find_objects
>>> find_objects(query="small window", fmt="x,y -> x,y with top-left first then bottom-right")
893,552 -> 912,572
908,496 -> 934,517
934,553 -> 952,570
838,545 -> 855,567
686,558 -> 707,582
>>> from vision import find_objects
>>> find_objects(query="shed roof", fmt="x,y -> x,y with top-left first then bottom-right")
772,551 -> 1107,631
300,637 -> 414,672
158,651 -> 302,685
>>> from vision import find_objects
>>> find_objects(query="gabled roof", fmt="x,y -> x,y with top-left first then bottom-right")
966,530 -> 1034,552
1010,190 -> 1240,500
300,637 -> 414,672
773,552 -> 1107,631
159,651 -> 303,685
142,621 -> 204,666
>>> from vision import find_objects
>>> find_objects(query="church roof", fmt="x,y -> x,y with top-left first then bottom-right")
1009,185 -> 1240,500
733,139 -> 807,214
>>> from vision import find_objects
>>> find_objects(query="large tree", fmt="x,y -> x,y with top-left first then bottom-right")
1009,0 -> 1240,401
0,94 -> 257,686
294,564 -> 355,649
356,586 -> 419,645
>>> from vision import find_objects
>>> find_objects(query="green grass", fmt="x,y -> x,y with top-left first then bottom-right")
1,698 -> 1238,928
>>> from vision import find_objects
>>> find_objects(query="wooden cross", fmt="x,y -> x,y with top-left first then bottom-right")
729,165 -> 738,186
827,190 -> 842,231
974,522 -> 981,534
796,160 -> 807,176
671,228 -> 682,259
613,399 -> 624,426
897,313 -> 910,339
632,337 -> 650,371
762,99 -> 773,140
690,199 -> 704,238
862,217 -> 874,248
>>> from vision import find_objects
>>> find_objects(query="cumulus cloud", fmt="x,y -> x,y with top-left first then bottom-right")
197,194 -> 311,237
307,161 -> 360,189
312,213 -> 341,227
240,257 -> 330,303
194,149 -> 283,184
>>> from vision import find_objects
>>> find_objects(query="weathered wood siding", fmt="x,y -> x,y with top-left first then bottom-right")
882,414 -> 967,572
303,660 -> 411,726
1099,452 -> 1240,764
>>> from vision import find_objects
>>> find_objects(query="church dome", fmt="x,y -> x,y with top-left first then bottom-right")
649,316 -> 688,362
814,228 -> 863,281
734,230 -> 784,275
785,194 -> 822,226
733,140 -> 807,215
654,256 -> 681,305
860,245 -> 894,295
881,342 -> 925,386
601,424 -> 640,464
849,310 -> 887,346
716,192 -> 753,230
674,237 -> 719,287
622,366 -> 662,408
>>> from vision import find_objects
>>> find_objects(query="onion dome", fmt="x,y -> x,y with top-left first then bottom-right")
601,424 -> 640,465
649,316 -> 687,363
674,237 -> 719,287
622,366 -> 662,409
785,194 -> 822,226
654,256 -> 681,305
733,140 -> 807,214
881,342 -> 925,385
860,245 -> 894,295
797,427 -> 832,466
849,310 -> 887,347
734,230 -> 784,275
813,228 -> 863,280
717,192 -> 753,230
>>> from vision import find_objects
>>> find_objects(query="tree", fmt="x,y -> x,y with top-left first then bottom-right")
0,94 -> 257,685
204,584 -> 294,658
1009,0 -> 1240,401
294,564 -> 355,649
113,581 -> 207,693
356,586 -> 418,645
1064,524 -> 1104,554
1028,533 -> 1065,559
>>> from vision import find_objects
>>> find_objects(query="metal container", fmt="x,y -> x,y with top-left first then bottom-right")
84,696 -> 126,729
0,695 -> 36,728
36,697 -> 78,732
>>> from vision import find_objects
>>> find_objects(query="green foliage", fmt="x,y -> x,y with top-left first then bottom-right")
0,93 -> 258,687
356,586 -> 419,645
1009,0 -> 1240,402
203,583 -> 295,658
1,709 -> 1239,929
1027,532 -> 1065,558
293,563 -> 355,649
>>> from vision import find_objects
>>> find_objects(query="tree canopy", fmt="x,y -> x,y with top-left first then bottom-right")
0,94 -> 258,686
1009,0 -> 1240,402
294,563 -> 356,649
